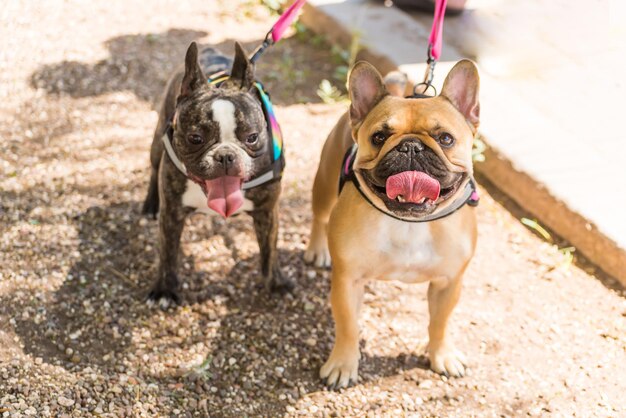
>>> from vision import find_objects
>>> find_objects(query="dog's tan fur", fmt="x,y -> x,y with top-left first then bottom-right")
305,60 -> 480,388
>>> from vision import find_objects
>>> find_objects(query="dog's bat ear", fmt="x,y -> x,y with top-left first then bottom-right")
180,42 -> 207,101
440,59 -> 480,130
348,61 -> 388,127
226,42 -> 254,90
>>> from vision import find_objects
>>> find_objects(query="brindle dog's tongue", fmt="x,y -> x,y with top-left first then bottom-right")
205,176 -> 244,217
386,171 -> 440,203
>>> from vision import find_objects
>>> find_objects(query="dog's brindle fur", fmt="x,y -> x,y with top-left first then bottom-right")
143,42 -> 292,304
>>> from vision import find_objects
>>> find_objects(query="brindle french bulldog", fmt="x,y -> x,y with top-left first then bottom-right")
143,42 -> 292,306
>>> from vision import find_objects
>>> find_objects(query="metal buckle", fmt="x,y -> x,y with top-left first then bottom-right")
413,45 -> 438,96
412,82 -> 437,97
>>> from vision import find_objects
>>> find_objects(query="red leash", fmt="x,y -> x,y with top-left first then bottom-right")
250,0 -> 307,63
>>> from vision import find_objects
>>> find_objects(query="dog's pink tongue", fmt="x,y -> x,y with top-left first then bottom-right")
386,171 -> 440,203
205,176 -> 244,218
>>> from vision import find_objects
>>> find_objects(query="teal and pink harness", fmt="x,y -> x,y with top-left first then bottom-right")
160,1 -> 306,191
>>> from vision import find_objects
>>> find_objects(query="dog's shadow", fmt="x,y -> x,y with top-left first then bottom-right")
171,238 -> 434,416
30,28 -> 207,107
1,194 -> 248,372
3,200 -> 158,371
29,28 -> 342,108
157,197 -> 435,415
4,193 -> 434,415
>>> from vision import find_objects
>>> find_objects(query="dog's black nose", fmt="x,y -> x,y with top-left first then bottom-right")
397,139 -> 425,154
214,150 -> 235,168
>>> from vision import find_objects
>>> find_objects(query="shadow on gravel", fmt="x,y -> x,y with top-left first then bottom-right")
2,191 -> 437,414
29,28 -> 343,108
30,28 -> 207,106
4,201 -> 152,370
2,196 -> 232,371
171,213 -> 433,416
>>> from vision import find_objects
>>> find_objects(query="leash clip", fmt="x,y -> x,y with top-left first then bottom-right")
248,0 -> 307,64
424,44 -> 436,83
250,30 -> 275,64
413,45 -> 438,96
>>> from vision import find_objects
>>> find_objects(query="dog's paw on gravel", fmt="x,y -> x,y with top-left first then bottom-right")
146,289 -> 180,309
270,279 -> 295,295
428,343 -> 467,377
141,199 -> 159,220
265,270 -> 295,295
303,245 -> 331,269
320,348 -> 360,390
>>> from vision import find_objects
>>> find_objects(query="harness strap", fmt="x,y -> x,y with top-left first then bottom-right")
162,123 -> 188,175
338,144 -> 478,223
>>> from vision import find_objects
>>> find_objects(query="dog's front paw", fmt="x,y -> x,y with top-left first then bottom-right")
304,222 -> 331,268
146,287 -> 180,309
141,198 -> 159,219
428,342 -> 466,377
267,269 -> 295,295
304,243 -> 331,268
320,347 -> 360,389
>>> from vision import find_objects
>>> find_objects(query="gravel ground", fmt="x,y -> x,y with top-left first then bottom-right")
1,1 -> 625,417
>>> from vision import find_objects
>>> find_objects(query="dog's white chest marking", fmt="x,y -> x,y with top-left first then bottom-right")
211,99 -> 238,143
366,217 -> 439,283
181,180 -> 253,214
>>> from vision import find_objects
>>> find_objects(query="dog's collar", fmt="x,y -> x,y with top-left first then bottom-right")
161,71 -> 285,191
339,144 -> 479,223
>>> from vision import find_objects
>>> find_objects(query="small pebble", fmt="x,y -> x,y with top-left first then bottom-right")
57,396 -> 75,407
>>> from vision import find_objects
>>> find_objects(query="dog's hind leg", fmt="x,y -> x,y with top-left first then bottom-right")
304,168 -> 335,268
143,73 -> 180,218
142,129 -> 165,218
304,114 -> 353,268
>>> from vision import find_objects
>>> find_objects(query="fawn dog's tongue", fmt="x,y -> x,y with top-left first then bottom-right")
205,176 -> 243,217
385,171 -> 440,203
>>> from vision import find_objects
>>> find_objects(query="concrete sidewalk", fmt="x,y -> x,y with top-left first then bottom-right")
302,0 -> 625,286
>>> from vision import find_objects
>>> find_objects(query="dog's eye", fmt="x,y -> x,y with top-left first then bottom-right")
187,134 -> 204,145
371,131 -> 388,146
245,133 -> 259,145
437,132 -> 455,147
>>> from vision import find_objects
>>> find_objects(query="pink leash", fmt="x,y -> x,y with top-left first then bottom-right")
416,0 -> 447,95
424,0 -> 479,204
250,0 -> 307,63
428,0 -> 447,61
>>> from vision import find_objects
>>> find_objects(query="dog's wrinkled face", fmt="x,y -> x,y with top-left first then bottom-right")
172,42 -> 272,217
348,60 -> 480,220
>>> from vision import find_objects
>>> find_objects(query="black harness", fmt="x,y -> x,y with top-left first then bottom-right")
338,92 -> 479,223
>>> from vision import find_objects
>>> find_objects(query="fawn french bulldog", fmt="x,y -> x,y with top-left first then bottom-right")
305,60 -> 480,388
